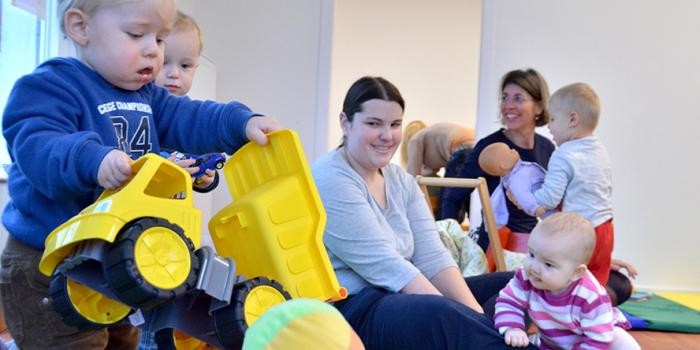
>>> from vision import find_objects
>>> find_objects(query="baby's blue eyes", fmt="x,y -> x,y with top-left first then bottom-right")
162,60 -> 194,71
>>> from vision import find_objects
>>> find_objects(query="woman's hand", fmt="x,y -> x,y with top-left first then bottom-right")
430,267 -> 484,313
401,272 -> 486,313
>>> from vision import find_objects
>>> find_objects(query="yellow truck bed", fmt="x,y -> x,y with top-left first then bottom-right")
209,130 -> 346,302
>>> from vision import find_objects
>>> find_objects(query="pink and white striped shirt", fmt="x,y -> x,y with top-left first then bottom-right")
494,268 -> 630,349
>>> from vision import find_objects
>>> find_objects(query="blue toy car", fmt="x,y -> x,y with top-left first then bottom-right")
160,151 -> 226,178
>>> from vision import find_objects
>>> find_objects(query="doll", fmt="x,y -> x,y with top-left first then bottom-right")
478,142 -> 554,227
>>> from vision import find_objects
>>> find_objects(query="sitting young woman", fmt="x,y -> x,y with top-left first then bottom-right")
311,76 -> 536,350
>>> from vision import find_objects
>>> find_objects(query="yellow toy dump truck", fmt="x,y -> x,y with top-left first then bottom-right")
39,130 -> 346,349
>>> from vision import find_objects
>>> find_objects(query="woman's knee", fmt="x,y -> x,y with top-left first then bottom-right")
359,294 -> 527,349
465,271 -> 513,305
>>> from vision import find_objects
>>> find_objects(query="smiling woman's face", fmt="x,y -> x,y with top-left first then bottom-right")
341,99 -> 404,174
500,83 -> 543,132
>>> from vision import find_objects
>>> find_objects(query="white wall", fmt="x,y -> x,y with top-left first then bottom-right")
186,0 -> 333,214
189,0 -> 332,161
479,1 -> 700,292
179,0 -> 483,246
175,0 -> 193,15
328,0 -> 482,161
186,54 -> 219,244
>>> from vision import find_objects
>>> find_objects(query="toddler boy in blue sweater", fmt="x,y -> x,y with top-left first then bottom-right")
0,0 -> 279,348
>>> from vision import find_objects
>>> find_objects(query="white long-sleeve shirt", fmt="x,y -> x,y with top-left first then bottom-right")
533,136 -> 613,227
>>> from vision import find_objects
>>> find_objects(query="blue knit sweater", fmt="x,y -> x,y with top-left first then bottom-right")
2,57 -> 257,249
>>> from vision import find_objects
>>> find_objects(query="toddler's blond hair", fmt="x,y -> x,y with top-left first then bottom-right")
173,11 -> 203,54
58,0 -> 175,35
549,82 -> 601,131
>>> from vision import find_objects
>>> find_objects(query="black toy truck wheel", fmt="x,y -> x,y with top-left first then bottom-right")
49,267 -> 131,330
103,217 -> 199,309
212,277 -> 291,350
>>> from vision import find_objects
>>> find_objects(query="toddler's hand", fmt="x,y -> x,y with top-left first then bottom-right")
504,328 -> 530,347
534,206 -> 547,218
98,150 -> 132,190
165,154 -> 216,188
194,169 -> 216,189
504,187 -> 523,210
169,155 -> 197,172
245,115 -> 281,146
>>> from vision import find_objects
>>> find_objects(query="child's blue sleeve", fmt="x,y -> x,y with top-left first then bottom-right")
2,74 -> 113,199
150,87 -> 258,155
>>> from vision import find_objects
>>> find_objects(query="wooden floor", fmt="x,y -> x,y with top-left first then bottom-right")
631,330 -> 700,349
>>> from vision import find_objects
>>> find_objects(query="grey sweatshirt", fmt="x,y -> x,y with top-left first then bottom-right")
312,149 -> 456,295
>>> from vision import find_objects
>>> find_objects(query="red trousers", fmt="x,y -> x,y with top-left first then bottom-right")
588,219 -> 614,285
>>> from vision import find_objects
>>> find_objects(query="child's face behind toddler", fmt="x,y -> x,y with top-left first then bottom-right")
68,0 -> 176,91
156,27 -> 201,96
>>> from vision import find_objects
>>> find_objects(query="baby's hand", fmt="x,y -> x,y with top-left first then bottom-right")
194,169 -> 216,189
98,150 -> 132,190
245,115 -> 281,146
504,328 -> 530,347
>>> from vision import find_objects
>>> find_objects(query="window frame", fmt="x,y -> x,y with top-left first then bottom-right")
0,0 -> 68,179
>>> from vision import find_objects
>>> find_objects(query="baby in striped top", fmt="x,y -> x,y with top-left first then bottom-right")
494,212 -> 639,349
